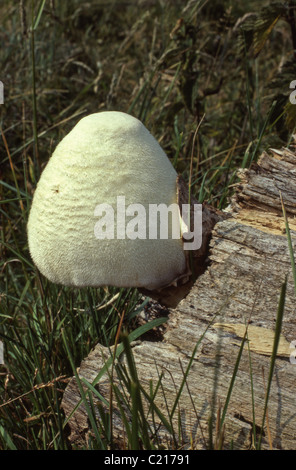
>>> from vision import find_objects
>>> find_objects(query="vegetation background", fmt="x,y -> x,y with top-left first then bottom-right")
0,0 -> 295,450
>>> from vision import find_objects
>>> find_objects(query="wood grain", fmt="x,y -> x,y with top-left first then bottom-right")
62,147 -> 296,449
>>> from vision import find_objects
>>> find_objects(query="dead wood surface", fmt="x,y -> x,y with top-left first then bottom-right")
62,147 -> 296,450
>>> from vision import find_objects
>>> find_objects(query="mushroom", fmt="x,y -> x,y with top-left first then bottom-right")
27,111 -> 220,306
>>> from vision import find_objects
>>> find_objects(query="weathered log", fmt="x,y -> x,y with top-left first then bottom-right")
62,147 -> 296,450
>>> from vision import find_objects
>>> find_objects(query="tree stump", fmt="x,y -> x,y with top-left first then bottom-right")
62,147 -> 296,450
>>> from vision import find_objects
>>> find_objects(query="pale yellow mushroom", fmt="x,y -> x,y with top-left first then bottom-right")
27,111 -> 189,290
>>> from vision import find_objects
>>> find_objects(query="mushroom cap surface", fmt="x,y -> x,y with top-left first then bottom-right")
27,111 -> 186,290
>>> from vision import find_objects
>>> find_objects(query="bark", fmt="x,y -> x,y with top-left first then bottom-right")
62,147 -> 296,450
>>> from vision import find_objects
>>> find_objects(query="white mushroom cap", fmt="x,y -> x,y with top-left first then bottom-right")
27,111 -> 187,290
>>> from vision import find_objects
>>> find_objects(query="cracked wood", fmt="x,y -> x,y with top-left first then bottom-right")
62,146 -> 296,450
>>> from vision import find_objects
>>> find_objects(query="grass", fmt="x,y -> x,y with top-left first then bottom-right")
0,0 -> 296,450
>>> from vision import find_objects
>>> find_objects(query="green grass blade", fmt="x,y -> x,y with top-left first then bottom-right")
90,317 -> 168,388
220,329 -> 248,430
62,317 -> 167,434
33,0 -> 46,30
61,329 -> 104,448
280,193 -> 296,297
121,332 -> 152,450
0,424 -> 17,450
257,277 -> 287,449
170,324 -> 211,419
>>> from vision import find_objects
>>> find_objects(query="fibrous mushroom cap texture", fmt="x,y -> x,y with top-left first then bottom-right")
27,111 -> 186,290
